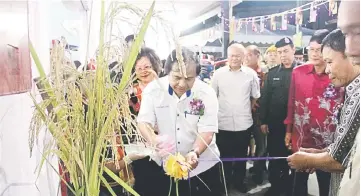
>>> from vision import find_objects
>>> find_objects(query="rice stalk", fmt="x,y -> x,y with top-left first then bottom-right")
29,1 -> 156,196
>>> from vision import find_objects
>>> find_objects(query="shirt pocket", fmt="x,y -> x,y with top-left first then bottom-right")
185,113 -> 200,127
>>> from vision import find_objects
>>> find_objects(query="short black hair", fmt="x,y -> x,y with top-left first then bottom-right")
109,61 -> 121,83
321,29 -> 346,55
295,48 -> 304,55
109,61 -> 118,70
161,59 -> 166,68
134,47 -> 161,75
164,48 -> 200,75
125,34 -> 135,43
310,29 -> 330,44
74,60 -> 81,68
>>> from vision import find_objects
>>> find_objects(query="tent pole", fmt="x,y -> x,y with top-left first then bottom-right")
221,0 -> 230,58
296,0 -> 300,34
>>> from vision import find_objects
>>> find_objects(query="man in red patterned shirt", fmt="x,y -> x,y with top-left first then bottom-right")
284,29 -> 344,196
245,45 -> 267,184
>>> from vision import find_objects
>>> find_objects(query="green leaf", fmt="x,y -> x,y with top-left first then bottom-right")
29,42 -> 46,78
75,186 -> 85,195
99,175 -> 117,196
103,167 -> 140,196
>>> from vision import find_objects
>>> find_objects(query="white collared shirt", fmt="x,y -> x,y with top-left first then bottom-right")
137,77 -> 220,177
211,65 -> 260,131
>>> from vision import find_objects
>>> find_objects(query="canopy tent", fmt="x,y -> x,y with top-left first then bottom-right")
181,21 -> 314,53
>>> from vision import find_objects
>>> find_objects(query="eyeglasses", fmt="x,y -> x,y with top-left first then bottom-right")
135,65 -> 152,72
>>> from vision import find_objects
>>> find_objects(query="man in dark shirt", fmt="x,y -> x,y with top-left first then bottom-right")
260,37 -> 298,196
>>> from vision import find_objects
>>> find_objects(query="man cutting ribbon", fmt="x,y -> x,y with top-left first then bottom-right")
137,47 -> 222,196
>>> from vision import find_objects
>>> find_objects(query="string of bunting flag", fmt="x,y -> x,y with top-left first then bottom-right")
219,0 -> 336,23
190,0 -> 337,47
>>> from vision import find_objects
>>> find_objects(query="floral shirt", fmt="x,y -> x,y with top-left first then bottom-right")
284,64 -> 344,152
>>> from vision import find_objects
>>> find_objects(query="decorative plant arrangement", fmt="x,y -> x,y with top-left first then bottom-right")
28,1 -> 155,195
163,153 -> 191,196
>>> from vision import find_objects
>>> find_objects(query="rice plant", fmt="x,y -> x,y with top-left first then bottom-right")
28,1 -> 156,196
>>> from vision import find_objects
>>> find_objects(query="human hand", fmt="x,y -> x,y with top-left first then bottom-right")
305,168 -> 316,174
185,151 -> 199,169
260,124 -> 269,134
149,69 -> 159,80
287,151 -> 312,170
251,101 -> 260,112
285,132 -> 292,150
155,135 -> 175,158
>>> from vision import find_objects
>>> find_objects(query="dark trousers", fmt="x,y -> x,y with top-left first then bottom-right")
133,158 -> 222,196
267,123 -> 291,193
290,169 -> 330,196
252,124 -> 267,177
132,157 -> 162,196
216,128 -> 252,188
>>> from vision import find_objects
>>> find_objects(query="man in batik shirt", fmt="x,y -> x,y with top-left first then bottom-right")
245,45 -> 267,184
287,1 -> 360,195
284,29 -> 344,196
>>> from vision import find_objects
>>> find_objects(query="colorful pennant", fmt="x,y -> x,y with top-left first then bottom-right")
293,32 -> 303,47
252,17 -> 257,32
271,15 -> 276,31
296,7 -> 303,25
310,2 -> 317,22
281,14 -> 288,30
260,17 -> 265,32
329,0 -> 338,15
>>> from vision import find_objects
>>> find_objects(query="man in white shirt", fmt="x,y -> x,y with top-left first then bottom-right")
212,44 -> 261,193
137,48 -> 222,196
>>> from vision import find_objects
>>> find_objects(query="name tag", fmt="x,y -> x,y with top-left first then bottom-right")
273,78 -> 280,81
156,105 -> 169,108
